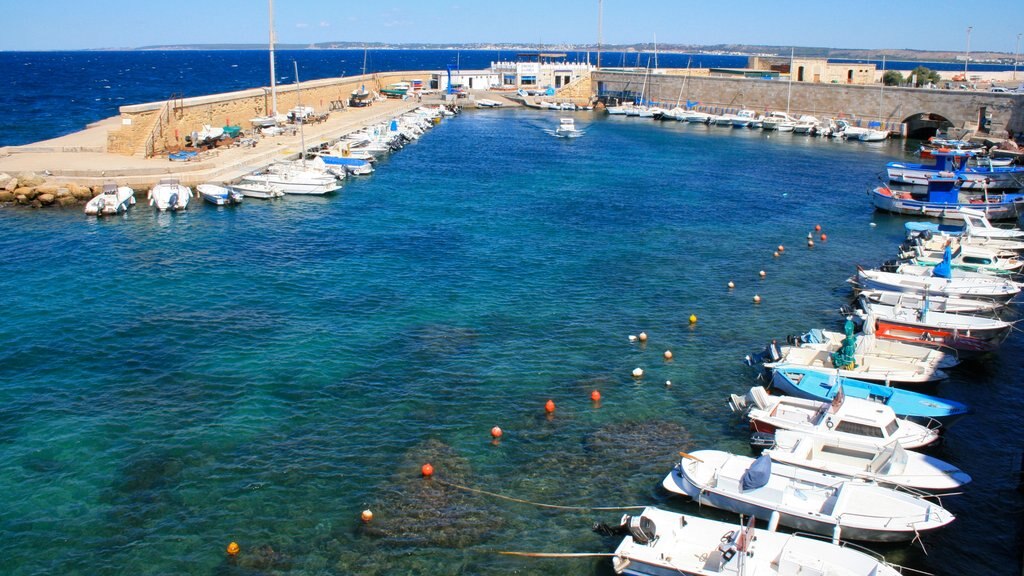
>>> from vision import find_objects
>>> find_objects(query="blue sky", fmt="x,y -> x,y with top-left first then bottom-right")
1,0 -> 1021,53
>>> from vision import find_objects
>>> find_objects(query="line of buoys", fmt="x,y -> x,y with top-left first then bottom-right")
226,542 -> 240,556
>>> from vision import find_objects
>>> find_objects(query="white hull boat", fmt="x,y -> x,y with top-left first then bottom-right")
610,507 -> 902,576
196,184 -> 243,206
228,181 -> 284,199
663,450 -> 954,542
850,266 -> 1021,301
778,326 -> 959,369
858,129 -> 889,142
242,169 -> 340,196
763,339 -> 947,384
855,296 -> 1013,345
548,117 -> 585,138
84,184 -> 135,216
148,179 -> 192,211
729,386 -> 940,449
764,430 -> 971,491
856,288 -> 1004,315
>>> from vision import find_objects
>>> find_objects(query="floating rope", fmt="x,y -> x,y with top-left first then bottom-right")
434,478 -> 645,512
498,551 -> 617,558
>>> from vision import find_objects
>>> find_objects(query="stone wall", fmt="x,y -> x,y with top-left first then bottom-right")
108,71 -> 434,157
594,70 -> 1024,135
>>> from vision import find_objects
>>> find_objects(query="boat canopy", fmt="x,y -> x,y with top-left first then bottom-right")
932,246 -> 953,278
740,455 -> 771,491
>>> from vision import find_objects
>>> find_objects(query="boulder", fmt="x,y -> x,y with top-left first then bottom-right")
16,173 -> 46,188
35,184 -> 59,195
57,195 -> 78,207
0,190 -> 14,202
0,173 -> 11,189
3,178 -> 17,192
14,187 -> 38,200
37,193 -> 55,205
72,186 -> 93,200
15,194 -> 28,205
55,187 -> 71,198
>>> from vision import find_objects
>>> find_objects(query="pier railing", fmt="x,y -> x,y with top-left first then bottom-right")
142,100 -> 172,158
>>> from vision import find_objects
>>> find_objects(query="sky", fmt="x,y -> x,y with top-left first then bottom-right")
1,0 -> 1021,53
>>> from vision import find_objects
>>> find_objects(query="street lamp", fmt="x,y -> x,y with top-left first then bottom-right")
1015,33 -> 1021,82
964,26 -> 972,80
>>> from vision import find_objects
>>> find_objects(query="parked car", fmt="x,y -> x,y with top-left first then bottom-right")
989,86 -> 1010,93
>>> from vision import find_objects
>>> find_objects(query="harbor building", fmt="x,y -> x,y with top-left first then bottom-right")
490,52 -> 594,90
749,56 -> 876,84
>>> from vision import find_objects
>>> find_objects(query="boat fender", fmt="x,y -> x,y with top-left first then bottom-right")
826,418 -> 834,429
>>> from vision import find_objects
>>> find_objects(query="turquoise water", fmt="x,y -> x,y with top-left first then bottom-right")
1,110 -> 1021,575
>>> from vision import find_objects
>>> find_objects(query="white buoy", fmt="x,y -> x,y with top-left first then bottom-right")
870,222 -> 877,227
632,367 -> 644,378
628,335 -> 637,342
665,380 -> 672,387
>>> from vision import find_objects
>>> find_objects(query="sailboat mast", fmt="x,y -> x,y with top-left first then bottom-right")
596,0 -> 602,69
269,0 -> 278,117
294,61 -> 305,168
654,33 -> 658,69
786,47 -> 794,115
878,55 -> 885,124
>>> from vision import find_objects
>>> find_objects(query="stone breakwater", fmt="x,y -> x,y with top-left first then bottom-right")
0,172 -> 109,208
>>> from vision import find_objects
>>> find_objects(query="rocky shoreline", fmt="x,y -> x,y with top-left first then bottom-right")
0,172 -> 113,208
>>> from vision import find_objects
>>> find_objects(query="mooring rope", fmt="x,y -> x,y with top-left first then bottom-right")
434,478 -> 646,511
498,551 -> 617,558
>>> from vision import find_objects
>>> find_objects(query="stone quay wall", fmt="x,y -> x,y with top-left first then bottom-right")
594,70 -> 1024,136
108,71 -> 435,157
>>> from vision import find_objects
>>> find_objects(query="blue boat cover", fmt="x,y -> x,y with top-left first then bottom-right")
932,246 -> 953,278
741,455 -> 772,491
804,329 -> 826,344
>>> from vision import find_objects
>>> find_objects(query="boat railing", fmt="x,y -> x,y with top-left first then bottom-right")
787,531 -> 936,574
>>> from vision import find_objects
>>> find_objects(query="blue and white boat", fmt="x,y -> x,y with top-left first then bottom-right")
769,364 -> 970,427
316,153 -> 375,175
886,148 -> 1024,190
905,207 -> 1024,240
872,176 -> 1024,221
196,183 -> 243,206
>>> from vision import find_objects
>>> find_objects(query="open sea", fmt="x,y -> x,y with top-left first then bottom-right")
1,50 -> 1023,575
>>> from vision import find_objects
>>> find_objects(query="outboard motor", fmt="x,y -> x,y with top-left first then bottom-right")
921,229 -> 933,241
839,304 -> 855,317
765,340 -> 782,362
621,513 -> 657,545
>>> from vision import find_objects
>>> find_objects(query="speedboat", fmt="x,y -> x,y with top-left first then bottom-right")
228,181 -> 284,199
729,386 -> 940,449
84,183 -> 135,216
148,179 -> 192,211
241,166 -> 340,196
196,183 -> 243,206
609,507 -> 903,576
551,117 -> 585,138
767,364 -> 969,426
663,450 -> 955,542
906,207 -> 1024,241
763,430 -> 971,491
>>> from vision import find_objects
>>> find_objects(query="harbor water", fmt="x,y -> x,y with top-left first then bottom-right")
1,51 -> 1023,575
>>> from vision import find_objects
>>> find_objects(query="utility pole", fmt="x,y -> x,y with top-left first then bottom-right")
964,26 -> 972,81
597,0 -> 603,69
1015,33 -> 1021,82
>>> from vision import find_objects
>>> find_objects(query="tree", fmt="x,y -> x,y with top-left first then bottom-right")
909,66 -> 941,87
882,70 -> 904,86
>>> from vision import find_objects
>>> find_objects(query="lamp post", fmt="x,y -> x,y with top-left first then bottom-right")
964,26 -> 972,81
1015,33 -> 1021,82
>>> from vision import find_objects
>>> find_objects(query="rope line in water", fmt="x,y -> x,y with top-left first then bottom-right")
434,479 -> 646,511
498,551 -> 617,558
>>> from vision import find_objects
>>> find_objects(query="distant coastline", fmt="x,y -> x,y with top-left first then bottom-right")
12,42 -> 1012,66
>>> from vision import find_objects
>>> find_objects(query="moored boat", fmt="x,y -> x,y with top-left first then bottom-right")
196,183 -> 243,206
227,181 -> 284,199
886,148 -> 1024,190
871,178 -> 1024,221
148,179 -> 192,211
84,183 -> 135,216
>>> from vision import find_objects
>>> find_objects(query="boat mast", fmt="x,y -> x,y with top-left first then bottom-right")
269,0 -> 278,118
596,0 -> 602,69
878,55 -> 885,125
294,61 -> 305,168
654,33 -> 658,69
786,47 -> 794,115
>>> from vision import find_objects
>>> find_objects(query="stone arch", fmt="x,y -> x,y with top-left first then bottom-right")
901,112 -> 955,139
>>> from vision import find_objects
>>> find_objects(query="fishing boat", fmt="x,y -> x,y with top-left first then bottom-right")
899,243 -> 1022,276
227,181 -> 284,199
905,206 -> 1024,240
854,295 -> 1012,349
315,153 -> 374,175
858,129 -> 889,142
381,82 -> 411,98
84,183 -> 135,216
902,229 -> 1024,257
196,183 -> 244,206
609,507 -> 903,576
856,288 -> 1004,316
757,319 -> 948,385
886,148 -> 1024,190
763,430 -> 971,491
767,365 -> 969,426
871,177 -> 1024,221
663,450 -> 954,542
849,265 -> 1021,302
770,325 -> 959,369
148,179 -> 192,211
729,386 -> 940,449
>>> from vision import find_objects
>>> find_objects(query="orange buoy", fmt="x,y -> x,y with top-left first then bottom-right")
814,224 -> 822,232
490,426 -> 503,438
777,245 -> 785,252
545,399 -> 556,413
638,331 -> 648,342
590,390 -> 601,402
820,233 -> 828,241
226,542 -> 240,556
421,463 -> 434,477
361,509 -> 374,523
664,350 -> 673,360
753,294 -> 762,304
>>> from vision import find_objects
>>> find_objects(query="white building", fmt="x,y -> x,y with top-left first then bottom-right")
431,69 -> 500,92
490,52 -> 593,90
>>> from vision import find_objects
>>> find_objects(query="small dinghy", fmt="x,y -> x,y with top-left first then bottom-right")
84,183 -> 135,216
609,507 -> 904,576
763,430 -> 971,491
148,179 -> 192,211
729,386 -> 940,449
196,184 -> 243,206
663,450 -> 955,542
756,319 -> 948,385
767,364 -> 970,427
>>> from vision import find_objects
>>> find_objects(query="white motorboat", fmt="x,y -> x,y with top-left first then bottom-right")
241,167 -> 340,196
858,129 -> 889,142
959,207 -> 1024,239
84,183 -> 135,216
901,244 -> 1023,276
148,179 -> 192,211
762,336 -> 947,384
227,181 -> 284,199
729,386 -> 940,449
549,117 -> 585,138
856,288 -> 1004,315
850,265 -> 1021,302
476,98 -> 503,108
792,115 -> 818,134
904,231 -> 1024,258
854,294 -> 1013,345
610,507 -> 903,576
663,450 -> 955,542
196,183 -> 243,206
761,111 -> 797,131
764,430 -> 971,491
777,326 -> 959,369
